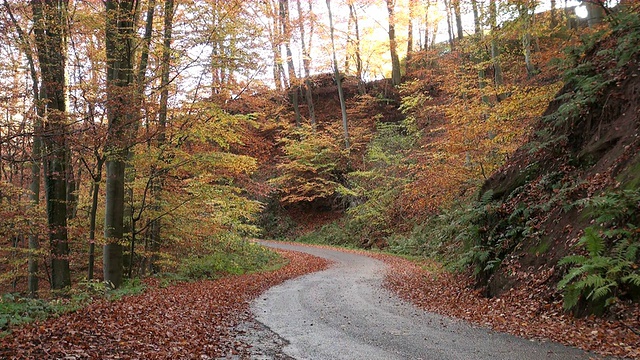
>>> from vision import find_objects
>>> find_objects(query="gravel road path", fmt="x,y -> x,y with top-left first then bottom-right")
251,241 -> 604,360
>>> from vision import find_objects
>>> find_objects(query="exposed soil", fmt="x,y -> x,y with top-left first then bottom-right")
478,26 -> 640,301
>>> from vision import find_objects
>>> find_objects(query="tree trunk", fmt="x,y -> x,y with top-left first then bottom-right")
326,0 -> 349,149
32,0 -> 71,290
28,136 -> 41,296
423,1 -> 430,50
347,2 -> 364,94
471,1 -> 489,104
386,0 -> 401,87
280,0 -> 301,127
147,0 -> 174,276
550,0 -> 557,28
489,0 -> 505,97
520,1 -> 537,77
137,0 -> 156,97
472,0 -> 481,35
104,0 -> 136,289
407,0 -> 415,58
453,0 -> 464,40
444,0 -> 455,49
297,0 -> 317,127
4,0 -> 43,297
87,156 -> 103,280
66,162 -> 79,220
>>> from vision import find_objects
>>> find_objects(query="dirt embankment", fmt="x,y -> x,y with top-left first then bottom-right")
476,13 -> 640,350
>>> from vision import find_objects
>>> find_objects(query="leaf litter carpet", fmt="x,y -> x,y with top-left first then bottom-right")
378,254 -> 640,359
0,249 -> 328,359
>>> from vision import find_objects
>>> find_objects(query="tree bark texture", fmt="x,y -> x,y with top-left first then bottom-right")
32,0 -> 71,290
104,0 -> 136,289
147,0 -> 174,276
4,0 -> 43,296
489,0 -> 505,90
453,0 -> 463,40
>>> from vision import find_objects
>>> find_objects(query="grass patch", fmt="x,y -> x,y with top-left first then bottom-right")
0,278 -> 145,337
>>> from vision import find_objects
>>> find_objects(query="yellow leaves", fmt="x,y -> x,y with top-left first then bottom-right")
270,124 -> 349,205
123,101 -> 262,257
397,51 -> 564,217
173,102 -> 249,150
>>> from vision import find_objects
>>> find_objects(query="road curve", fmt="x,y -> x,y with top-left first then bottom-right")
251,241 -> 603,360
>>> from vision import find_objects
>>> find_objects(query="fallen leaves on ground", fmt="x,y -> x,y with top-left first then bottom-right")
375,254 -> 640,360
0,250 -> 329,359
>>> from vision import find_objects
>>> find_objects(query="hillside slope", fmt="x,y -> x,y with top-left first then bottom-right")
477,10 -> 640,316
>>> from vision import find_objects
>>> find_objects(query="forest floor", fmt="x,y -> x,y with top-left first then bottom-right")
1,244 -> 638,359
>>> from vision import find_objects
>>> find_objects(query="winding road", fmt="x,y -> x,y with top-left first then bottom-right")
245,241 -> 605,360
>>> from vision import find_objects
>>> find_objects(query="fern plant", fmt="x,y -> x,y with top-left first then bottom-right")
558,190 -> 640,312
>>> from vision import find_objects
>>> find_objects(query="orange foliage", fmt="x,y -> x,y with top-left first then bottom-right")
396,31 -> 565,218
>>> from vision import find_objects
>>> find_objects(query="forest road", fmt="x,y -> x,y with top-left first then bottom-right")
247,241 -> 604,360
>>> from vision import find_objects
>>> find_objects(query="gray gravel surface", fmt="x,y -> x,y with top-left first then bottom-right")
248,241 -> 606,360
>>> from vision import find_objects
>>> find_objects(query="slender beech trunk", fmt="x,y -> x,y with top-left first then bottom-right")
520,2 -> 537,77
268,0 -> 283,91
28,136 -> 41,296
87,156 -> 104,280
66,162 -> 79,220
326,0 -> 349,150
4,0 -> 42,297
407,0 -> 415,58
347,2 -> 364,94
386,0 -> 401,87
423,2 -> 429,50
136,0 -> 156,97
345,9 -> 352,72
104,0 -> 136,289
472,0 -> 489,104
280,0 -> 301,127
550,0 -> 557,28
489,0 -> 505,100
32,0 -> 71,290
472,0 -> 481,35
147,0 -> 174,276
444,0 -> 454,49
297,0 -> 317,127
453,0 -> 463,40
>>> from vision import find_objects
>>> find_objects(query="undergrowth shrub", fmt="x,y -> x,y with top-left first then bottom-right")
178,241 -> 281,280
558,189 -> 640,314
0,294 -> 68,335
297,220 -> 360,248
387,201 -> 482,267
0,278 -> 146,335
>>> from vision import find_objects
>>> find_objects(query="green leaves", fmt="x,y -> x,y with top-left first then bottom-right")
557,189 -> 640,313
270,125 -> 347,205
